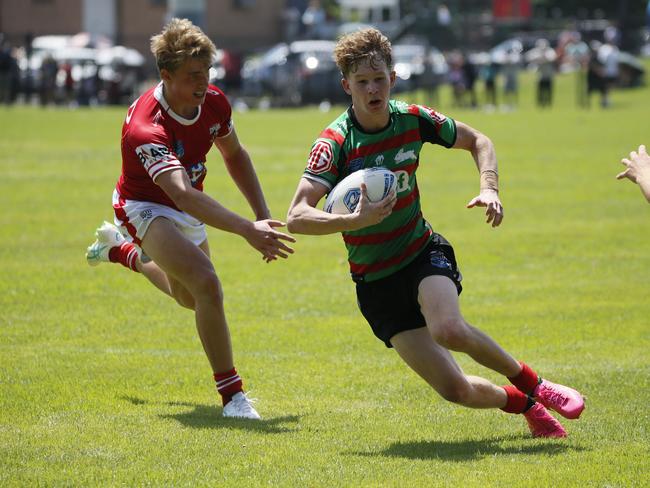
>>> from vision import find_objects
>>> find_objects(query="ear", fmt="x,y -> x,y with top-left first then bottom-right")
389,70 -> 396,89
341,77 -> 352,95
160,68 -> 172,83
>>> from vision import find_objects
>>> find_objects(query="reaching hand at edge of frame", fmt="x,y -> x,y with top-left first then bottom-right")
617,144 -> 650,203
467,190 -> 504,227
244,219 -> 296,263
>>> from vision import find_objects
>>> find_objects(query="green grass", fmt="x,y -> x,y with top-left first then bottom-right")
1,68 -> 649,486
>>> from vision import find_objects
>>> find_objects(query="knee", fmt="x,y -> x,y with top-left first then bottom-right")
430,318 -> 470,351
192,270 -> 224,303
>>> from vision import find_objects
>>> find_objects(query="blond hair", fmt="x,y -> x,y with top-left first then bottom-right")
333,28 -> 392,78
150,18 -> 216,73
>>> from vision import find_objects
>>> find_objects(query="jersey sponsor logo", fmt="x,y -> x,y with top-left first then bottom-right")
394,170 -> 411,192
135,143 -> 175,170
140,209 -> 153,220
187,162 -> 206,186
307,140 -> 334,174
394,148 -> 416,164
348,157 -> 364,172
374,154 -> 385,166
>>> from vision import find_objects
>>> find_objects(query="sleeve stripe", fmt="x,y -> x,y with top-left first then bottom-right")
150,162 -> 182,181
302,173 -> 333,190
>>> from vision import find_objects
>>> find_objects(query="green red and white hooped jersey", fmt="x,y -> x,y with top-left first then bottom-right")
303,100 -> 457,282
116,82 -> 233,210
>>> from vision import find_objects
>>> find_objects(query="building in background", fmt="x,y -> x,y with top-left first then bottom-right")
0,0 -> 286,62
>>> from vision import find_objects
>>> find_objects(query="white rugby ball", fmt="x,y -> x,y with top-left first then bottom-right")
323,167 -> 396,214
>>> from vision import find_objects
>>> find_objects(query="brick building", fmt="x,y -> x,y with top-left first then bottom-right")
0,0 -> 286,57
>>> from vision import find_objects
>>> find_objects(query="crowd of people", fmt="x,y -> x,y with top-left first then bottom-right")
438,26 -> 630,112
0,34 -> 141,107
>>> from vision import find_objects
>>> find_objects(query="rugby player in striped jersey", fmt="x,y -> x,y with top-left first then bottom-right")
287,28 -> 584,438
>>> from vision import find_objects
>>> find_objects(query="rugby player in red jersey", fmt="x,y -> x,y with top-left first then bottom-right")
287,28 -> 584,437
86,19 -> 294,419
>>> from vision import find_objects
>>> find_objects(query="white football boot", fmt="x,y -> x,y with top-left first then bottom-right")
222,392 -> 261,420
86,221 -> 125,266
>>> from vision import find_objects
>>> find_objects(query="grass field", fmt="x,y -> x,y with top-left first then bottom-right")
1,69 -> 649,486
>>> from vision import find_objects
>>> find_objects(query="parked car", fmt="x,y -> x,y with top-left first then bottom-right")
391,43 -> 448,93
241,40 -> 346,106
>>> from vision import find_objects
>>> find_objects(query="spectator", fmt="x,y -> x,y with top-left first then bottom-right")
597,32 -> 619,108
481,61 -> 498,109
563,32 -> 590,108
302,0 -> 326,39
587,41 -> 606,108
0,36 -> 13,104
39,54 -> 58,106
502,50 -> 520,110
527,39 -> 556,108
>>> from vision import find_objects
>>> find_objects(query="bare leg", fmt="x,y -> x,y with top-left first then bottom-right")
136,259 -> 172,297
391,328 -> 507,408
418,275 -> 521,378
141,217 -> 233,373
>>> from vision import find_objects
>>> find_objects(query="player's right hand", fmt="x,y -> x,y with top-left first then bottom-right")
245,219 -> 296,262
350,183 -> 396,230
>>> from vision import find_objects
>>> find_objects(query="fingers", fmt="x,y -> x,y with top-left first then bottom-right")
265,219 -> 287,228
639,144 -> 647,156
271,230 -> 297,243
466,196 -> 484,208
484,201 -> 504,227
359,182 -> 368,196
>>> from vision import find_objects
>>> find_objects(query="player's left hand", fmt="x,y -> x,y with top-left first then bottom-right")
467,190 -> 504,227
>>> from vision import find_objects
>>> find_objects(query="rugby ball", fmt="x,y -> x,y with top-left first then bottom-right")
323,167 -> 396,214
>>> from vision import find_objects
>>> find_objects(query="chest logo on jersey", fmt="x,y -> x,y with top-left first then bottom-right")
174,140 -> 185,158
394,148 -> 416,164
374,154 -> 385,167
307,140 -> 333,174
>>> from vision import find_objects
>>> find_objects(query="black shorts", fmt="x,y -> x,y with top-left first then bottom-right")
355,233 -> 463,348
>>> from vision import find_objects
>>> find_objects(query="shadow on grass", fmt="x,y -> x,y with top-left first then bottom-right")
350,434 -> 586,461
121,395 -> 300,433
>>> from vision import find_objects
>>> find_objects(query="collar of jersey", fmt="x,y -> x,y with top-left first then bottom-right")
154,82 -> 201,126
347,103 -> 394,135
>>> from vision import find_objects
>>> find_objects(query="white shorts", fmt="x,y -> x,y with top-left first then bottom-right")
112,189 -> 207,259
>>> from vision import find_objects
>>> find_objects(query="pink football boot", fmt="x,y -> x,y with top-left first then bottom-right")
534,379 -> 585,420
524,403 -> 568,438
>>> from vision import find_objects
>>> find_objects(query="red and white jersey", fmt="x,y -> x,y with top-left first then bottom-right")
116,82 -> 233,209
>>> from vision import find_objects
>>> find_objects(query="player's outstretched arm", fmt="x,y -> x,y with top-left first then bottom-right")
214,128 -> 271,220
157,169 -> 295,262
617,144 -> 650,203
287,178 -> 395,235
453,121 -> 504,227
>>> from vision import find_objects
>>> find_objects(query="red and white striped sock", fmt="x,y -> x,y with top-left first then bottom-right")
214,368 -> 243,406
108,242 -> 139,272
